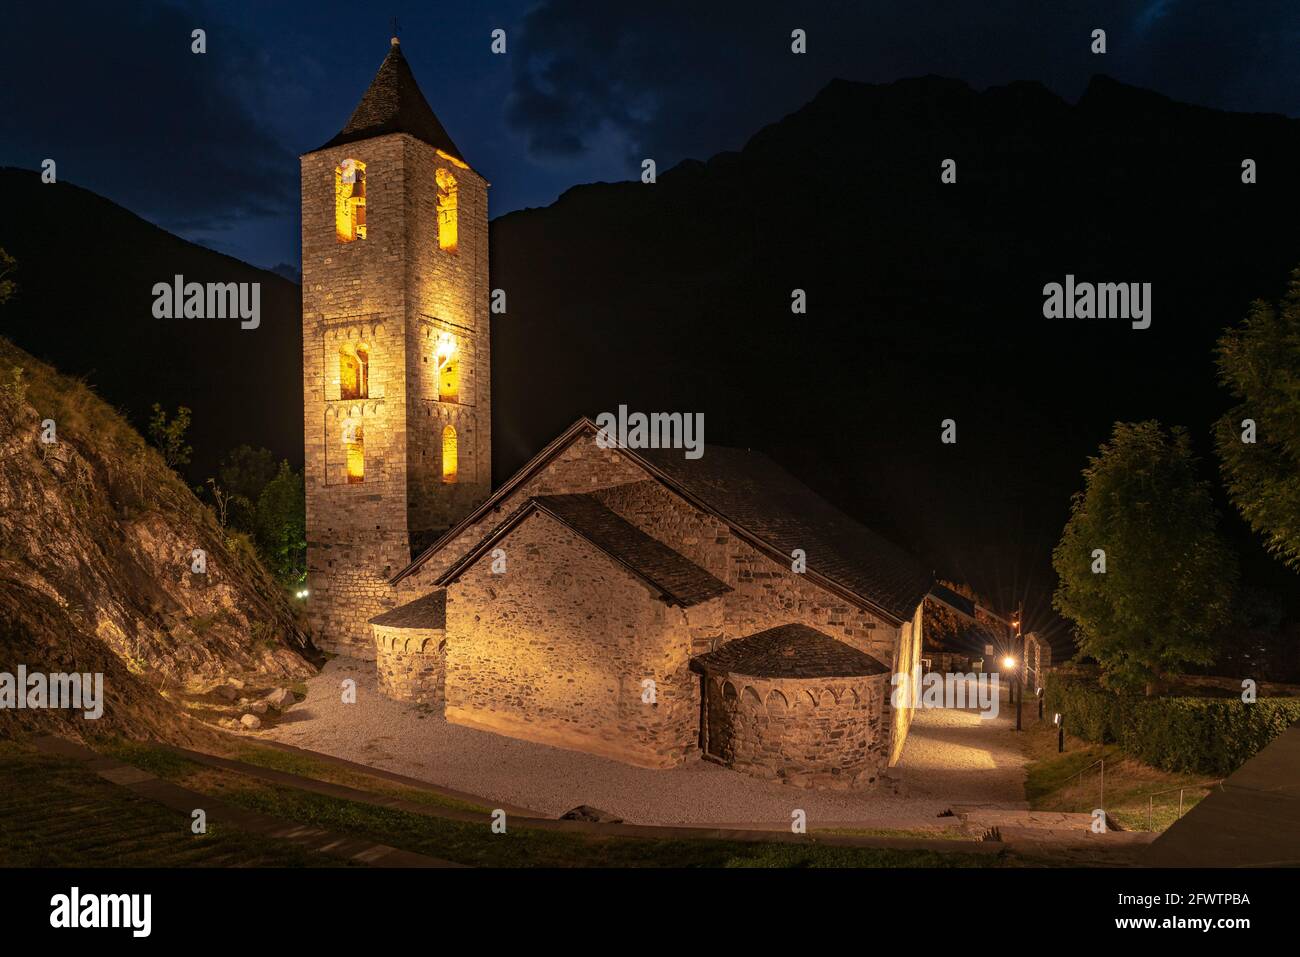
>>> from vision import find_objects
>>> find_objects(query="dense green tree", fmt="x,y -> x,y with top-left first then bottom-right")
219,445 -> 278,504
1214,269 -> 1300,572
215,445 -> 277,530
1052,421 -> 1237,694
254,461 -> 306,590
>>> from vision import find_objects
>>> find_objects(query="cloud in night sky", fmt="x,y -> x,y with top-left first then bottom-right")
503,0 -> 1300,168
4,0 -> 1299,268
0,1 -> 298,255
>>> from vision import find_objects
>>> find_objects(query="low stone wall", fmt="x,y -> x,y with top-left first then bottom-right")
374,625 -> 446,706
702,672 -> 890,789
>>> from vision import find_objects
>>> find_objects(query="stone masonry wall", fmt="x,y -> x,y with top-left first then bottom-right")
591,479 -> 925,765
887,604 -> 924,767
403,139 -> 491,542
391,437 -> 649,605
303,132 -> 492,656
592,480 -> 900,664
702,672 -> 890,789
443,510 -> 709,768
302,135 -> 413,656
374,625 -> 446,706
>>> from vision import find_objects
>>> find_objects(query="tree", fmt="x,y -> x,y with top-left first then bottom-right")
147,404 -> 192,469
0,247 -> 16,306
1213,269 -> 1300,573
217,445 -> 277,530
254,461 -> 306,590
1052,421 -> 1237,694
219,445 -> 278,504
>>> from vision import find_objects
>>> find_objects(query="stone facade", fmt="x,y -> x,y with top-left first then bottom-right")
701,672 -> 891,789
443,510 -> 714,768
377,431 -> 925,774
302,121 -> 491,656
374,624 -> 445,706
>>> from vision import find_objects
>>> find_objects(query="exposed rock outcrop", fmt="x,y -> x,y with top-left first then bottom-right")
0,338 -> 316,742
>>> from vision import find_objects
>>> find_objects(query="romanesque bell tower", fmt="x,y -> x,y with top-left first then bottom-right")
301,37 -> 491,655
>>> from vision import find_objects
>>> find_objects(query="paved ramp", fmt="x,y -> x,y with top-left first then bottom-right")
1145,723 -> 1300,867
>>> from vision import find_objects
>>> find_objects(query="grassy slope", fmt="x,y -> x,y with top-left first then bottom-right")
1018,715 -> 1218,831
0,742 -> 346,867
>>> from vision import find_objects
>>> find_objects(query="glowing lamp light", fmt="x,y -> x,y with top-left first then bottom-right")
295,589 -> 310,599
1002,656 -> 1017,670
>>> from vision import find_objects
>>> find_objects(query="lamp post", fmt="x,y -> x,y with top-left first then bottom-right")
1013,603 -> 1023,731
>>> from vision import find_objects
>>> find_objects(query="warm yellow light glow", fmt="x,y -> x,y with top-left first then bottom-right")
336,159 -> 367,242
436,333 -> 459,402
345,421 -> 364,484
435,149 -> 470,170
436,168 -> 458,252
1002,656 -> 1017,670
441,424 -> 457,483
339,345 -> 369,400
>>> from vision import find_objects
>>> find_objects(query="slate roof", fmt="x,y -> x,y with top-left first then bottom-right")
315,39 -> 465,161
368,590 -> 446,629
635,444 -> 932,623
394,418 -> 933,625
692,624 -> 889,679
436,493 -> 731,608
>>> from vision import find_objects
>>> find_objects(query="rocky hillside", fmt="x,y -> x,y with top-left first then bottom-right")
0,337 -> 315,742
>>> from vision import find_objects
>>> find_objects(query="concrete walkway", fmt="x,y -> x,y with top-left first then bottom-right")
1145,723 -> 1300,867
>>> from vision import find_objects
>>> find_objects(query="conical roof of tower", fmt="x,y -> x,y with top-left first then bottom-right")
316,38 -> 465,162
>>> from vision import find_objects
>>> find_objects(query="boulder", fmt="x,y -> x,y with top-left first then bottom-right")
264,687 -> 296,711
239,713 -> 262,730
214,685 -> 240,702
559,805 -> 624,824
246,700 -> 268,715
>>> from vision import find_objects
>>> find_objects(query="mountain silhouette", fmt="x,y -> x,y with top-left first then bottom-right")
5,73 -> 1300,648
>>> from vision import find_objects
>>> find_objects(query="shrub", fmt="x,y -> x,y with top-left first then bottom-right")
1044,672 -> 1300,776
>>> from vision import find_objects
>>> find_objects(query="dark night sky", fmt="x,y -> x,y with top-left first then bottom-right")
3,0 -> 1300,270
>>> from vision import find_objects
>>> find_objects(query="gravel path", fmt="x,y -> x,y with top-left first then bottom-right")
262,658 -> 1028,827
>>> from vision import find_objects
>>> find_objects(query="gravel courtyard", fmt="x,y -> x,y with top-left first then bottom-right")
263,658 -> 1028,827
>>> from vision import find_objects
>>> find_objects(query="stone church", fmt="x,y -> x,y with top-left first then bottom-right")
302,39 -> 934,789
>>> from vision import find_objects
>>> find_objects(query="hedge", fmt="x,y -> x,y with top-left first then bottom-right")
1043,673 -> 1300,776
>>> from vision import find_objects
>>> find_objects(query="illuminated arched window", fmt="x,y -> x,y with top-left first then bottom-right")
436,168 -> 458,252
441,425 -> 457,483
345,421 -> 364,484
336,159 -> 367,242
339,345 -> 368,400
435,333 -> 459,402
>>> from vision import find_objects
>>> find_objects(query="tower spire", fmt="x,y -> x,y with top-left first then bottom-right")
316,38 -> 465,163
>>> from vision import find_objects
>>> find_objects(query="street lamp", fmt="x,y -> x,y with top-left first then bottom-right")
1009,604 -> 1024,731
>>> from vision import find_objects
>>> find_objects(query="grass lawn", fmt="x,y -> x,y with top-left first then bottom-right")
1018,716 -> 1219,831
101,740 -> 1002,868
0,741 -> 349,867
224,741 -> 488,814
